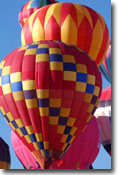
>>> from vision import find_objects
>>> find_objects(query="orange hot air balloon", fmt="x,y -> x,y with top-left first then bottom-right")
19,0 -> 57,26
0,40 -> 102,169
21,3 -> 110,66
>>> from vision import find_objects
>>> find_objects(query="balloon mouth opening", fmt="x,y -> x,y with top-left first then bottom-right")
36,157 -> 61,169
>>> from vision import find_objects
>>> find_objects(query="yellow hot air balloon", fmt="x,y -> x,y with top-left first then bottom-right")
21,3 -> 110,66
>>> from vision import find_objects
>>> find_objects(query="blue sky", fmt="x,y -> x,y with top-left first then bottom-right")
0,0 -> 111,170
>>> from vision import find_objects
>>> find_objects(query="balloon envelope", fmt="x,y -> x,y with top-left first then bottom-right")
94,86 -> 111,156
99,40 -> 111,83
0,40 -> 102,169
21,3 -> 110,66
0,137 -> 11,169
19,0 -> 57,26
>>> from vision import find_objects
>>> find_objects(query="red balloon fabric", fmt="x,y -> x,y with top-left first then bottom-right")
21,2 -> 110,67
0,40 -> 102,169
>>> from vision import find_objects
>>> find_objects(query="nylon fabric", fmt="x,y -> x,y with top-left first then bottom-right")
21,3 -> 110,67
0,40 -> 102,168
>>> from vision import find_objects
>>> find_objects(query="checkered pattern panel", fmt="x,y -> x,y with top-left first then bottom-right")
0,40 -> 102,168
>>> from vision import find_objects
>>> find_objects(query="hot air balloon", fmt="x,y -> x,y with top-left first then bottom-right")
12,117 -> 99,169
0,40 -> 102,169
99,40 -> 111,83
21,3 -> 110,66
11,131 -> 40,169
94,86 -> 111,156
0,137 -> 11,169
19,0 -> 57,26
50,116 -> 101,169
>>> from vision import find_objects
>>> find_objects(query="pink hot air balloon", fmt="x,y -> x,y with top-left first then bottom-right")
11,131 -> 40,169
50,116 -> 101,169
